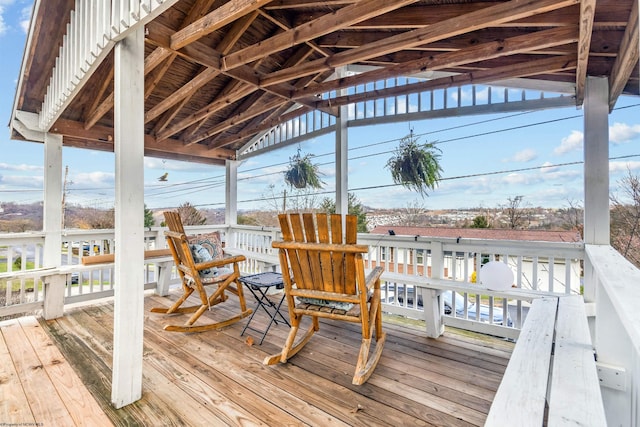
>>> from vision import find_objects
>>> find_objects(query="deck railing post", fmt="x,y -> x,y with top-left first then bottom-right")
424,241 -> 445,337
42,272 -> 66,319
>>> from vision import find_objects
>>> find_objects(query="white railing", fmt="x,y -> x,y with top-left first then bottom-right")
586,244 -> 640,427
1,225 -> 584,334
40,0 -> 179,130
356,233 -> 584,338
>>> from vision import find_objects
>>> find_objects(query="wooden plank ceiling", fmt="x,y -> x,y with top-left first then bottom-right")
12,0 -> 640,165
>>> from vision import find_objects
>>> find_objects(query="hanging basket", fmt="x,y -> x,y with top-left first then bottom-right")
284,150 -> 324,189
386,133 -> 443,197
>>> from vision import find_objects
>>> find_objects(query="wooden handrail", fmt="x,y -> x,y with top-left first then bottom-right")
81,248 -> 172,265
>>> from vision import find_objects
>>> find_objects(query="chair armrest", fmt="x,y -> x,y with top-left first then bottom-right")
365,267 -> 384,291
194,254 -> 246,271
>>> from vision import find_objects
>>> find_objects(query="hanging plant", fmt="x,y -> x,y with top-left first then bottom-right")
284,149 -> 324,189
386,133 -> 443,197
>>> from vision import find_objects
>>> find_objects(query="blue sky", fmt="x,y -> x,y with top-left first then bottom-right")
1,1 -> 640,212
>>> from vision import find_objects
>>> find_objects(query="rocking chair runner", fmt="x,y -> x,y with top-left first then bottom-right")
264,213 -> 386,385
150,211 -> 252,332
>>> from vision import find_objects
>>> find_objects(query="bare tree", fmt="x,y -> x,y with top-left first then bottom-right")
501,195 -> 531,229
611,169 -> 640,267
261,184 -> 321,214
398,200 -> 427,226
560,198 -> 583,237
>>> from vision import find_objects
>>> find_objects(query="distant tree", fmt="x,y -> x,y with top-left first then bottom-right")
611,170 -> 640,267
319,193 -> 368,232
262,184 -> 321,214
77,208 -> 114,229
559,198 -> 583,237
470,215 -> 490,228
144,204 -> 155,228
237,214 -> 260,226
501,195 -> 531,229
0,219 -> 37,232
176,202 -> 206,225
399,200 -> 427,226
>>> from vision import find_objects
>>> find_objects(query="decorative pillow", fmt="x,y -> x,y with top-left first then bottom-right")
189,243 -> 218,278
188,232 -> 223,260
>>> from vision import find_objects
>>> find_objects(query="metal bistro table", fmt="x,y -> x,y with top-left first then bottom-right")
240,272 -> 290,344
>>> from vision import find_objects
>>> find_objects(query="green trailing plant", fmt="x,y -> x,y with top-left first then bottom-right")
284,149 -> 324,189
386,133 -> 443,197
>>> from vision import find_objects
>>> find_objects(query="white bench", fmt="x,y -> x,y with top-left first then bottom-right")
485,295 -> 606,426
382,272 -> 551,339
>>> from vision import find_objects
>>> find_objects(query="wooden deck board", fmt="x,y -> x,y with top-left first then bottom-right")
2,291 -> 514,426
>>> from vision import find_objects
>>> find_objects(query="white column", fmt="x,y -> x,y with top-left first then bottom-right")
111,27 -> 145,409
583,76 -> 610,245
225,159 -> 238,226
42,133 -> 64,320
43,133 -> 63,267
335,67 -> 349,217
583,76 -> 610,303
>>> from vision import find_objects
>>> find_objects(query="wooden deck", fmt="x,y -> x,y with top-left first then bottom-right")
1,291 -> 514,426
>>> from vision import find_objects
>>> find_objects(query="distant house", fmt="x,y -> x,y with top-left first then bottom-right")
368,226 -> 583,294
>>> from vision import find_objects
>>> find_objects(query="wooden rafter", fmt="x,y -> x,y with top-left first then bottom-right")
575,0 -> 596,105
171,0 -> 274,50
314,56 -> 578,110
221,0 -> 418,70
608,0 -> 639,110
260,0 -> 579,87
294,26 -> 580,101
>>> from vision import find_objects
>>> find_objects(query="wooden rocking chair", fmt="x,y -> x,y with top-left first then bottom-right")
150,211 -> 252,332
264,213 -> 385,385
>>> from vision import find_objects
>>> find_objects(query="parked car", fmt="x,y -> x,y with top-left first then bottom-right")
384,285 -> 513,326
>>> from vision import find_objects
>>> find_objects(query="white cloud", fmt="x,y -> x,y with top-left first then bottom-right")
71,171 -> 114,189
554,130 -> 583,155
609,122 -> 640,144
539,161 -> 560,173
507,148 -> 537,163
0,174 -> 43,188
609,161 -> 640,173
0,6 -> 7,36
19,5 -> 29,33
0,162 -> 42,172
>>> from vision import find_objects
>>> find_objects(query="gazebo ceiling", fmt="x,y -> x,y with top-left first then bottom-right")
10,0 -> 640,166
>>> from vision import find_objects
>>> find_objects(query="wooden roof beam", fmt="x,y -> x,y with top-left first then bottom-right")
294,26 -> 579,101
608,0 -> 639,110
146,11 -> 259,124
83,47 -> 173,130
171,0 -> 274,50
260,0 -> 579,87
51,118 -> 235,162
314,55 -> 578,110
212,105 -> 314,149
155,83 -> 258,141
575,0 -> 596,105
221,0 -> 418,71
187,97 -> 285,146
186,43 -> 319,146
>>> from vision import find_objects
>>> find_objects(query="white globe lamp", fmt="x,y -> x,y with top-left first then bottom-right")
480,261 -> 514,290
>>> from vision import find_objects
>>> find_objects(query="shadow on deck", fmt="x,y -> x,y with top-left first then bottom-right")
2,290 -> 514,426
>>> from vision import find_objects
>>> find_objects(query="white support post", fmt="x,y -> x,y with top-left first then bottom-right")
42,133 -> 64,320
111,27 -> 145,409
225,159 -> 238,226
43,132 -> 63,266
336,68 -> 349,218
583,76 -> 610,303
425,242 -> 446,337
